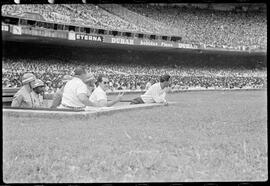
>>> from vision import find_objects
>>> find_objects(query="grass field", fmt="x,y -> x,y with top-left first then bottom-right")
3,90 -> 267,183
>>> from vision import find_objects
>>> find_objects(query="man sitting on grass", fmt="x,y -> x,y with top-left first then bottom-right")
130,74 -> 171,106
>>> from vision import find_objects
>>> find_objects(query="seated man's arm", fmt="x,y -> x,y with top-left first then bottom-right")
77,84 -> 99,107
95,93 -> 123,107
96,99 -> 108,107
106,98 -> 120,107
151,91 -> 166,103
11,94 -> 23,107
78,93 -> 98,107
160,92 -> 167,102
93,98 -> 117,107
106,92 -> 124,107
50,92 -> 62,108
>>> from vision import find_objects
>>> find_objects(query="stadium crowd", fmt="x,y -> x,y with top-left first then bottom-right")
2,58 -> 266,93
123,4 -> 267,49
66,4 -> 141,32
2,4 -> 267,50
2,4 -> 142,33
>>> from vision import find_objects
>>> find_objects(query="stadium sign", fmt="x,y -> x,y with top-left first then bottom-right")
111,37 -> 134,45
178,43 -> 198,49
2,24 -> 9,32
76,34 -> 103,42
12,25 -> 22,35
140,40 -> 158,46
103,35 -> 200,49
21,27 -> 68,39
137,39 -> 174,48
160,42 -> 174,47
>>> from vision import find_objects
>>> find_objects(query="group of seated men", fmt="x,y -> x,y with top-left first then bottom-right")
11,67 -> 171,110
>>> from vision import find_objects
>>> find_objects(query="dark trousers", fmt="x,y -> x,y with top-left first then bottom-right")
130,97 -> 144,105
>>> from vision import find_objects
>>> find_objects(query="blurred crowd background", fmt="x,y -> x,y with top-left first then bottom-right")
2,3 -> 267,93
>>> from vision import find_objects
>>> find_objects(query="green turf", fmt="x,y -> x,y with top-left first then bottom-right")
3,90 -> 267,183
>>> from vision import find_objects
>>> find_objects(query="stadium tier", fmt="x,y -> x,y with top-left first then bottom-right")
1,3 -> 267,92
1,4 -> 267,50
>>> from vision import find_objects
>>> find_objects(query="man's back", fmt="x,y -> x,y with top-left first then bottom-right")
61,77 -> 88,107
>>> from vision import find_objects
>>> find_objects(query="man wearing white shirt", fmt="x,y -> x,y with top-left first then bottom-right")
84,73 -> 96,98
90,75 -> 124,107
59,67 -> 98,110
50,75 -> 73,109
145,79 -> 154,90
130,74 -> 171,105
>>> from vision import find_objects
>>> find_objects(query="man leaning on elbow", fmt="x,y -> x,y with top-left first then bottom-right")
130,74 -> 171,106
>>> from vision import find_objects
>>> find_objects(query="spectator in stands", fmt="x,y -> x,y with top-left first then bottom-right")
130,74 -> 171,105
11,72 -> 36,108
50,75 -> 73,109
2,4 -> 267,49
89,74 -> 124,107
59,68 -> 98,110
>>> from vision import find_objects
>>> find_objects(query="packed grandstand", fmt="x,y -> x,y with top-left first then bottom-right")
2,56 -> 267,93
2,3 -> 267,93
2,3 -> 267,49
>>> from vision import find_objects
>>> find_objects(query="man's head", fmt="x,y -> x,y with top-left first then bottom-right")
74,67 -> 87,81
62,75 -> 73,86
160,74 -> 171,89
96,74 -> 109,91
150,79 -> 155,84
22,73 -> 36,88
32,79 -> 45,94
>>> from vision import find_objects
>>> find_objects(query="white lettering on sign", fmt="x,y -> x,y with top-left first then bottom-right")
178,43 -> 196,49
76,34 -> 103,42
161,42 -> 173,47
111,38 -> 134,45
2,25 -> 9,31
178,43 -> 191,48
12,25 -> 21,35
140,40 -> 158,46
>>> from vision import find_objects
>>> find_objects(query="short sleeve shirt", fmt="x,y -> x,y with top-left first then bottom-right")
141,82 -> 166,103
61,77 -> 88,107
89,86 -> 107,105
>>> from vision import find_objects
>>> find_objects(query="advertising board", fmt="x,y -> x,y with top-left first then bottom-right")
2,24 -> 9,32
103,35 -> 199,49
75,33 -> 103,42
12,25 -> 22,35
